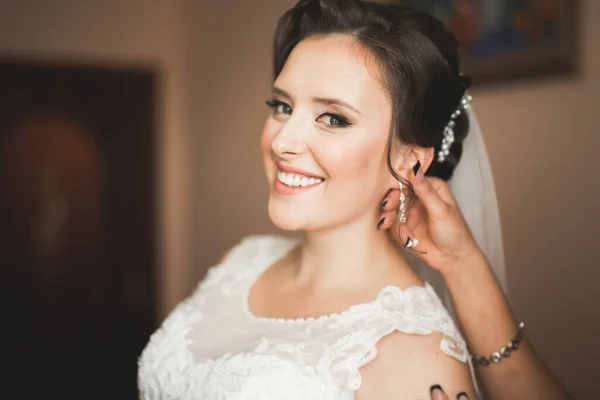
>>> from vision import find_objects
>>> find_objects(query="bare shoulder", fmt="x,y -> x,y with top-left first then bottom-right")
355,331 -> 477,400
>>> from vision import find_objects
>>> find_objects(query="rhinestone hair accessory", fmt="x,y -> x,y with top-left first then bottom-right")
437,94 -> 473,163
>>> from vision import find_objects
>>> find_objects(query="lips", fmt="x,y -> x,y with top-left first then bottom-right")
273,162 -> 325,194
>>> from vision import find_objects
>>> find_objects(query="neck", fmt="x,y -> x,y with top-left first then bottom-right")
293,215 -> 411,291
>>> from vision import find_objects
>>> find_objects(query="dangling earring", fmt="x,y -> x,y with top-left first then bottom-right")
398,181 -> 407,223
398,181 -> 419,249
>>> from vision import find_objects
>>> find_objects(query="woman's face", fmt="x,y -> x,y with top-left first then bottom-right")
261,35 -> 395,232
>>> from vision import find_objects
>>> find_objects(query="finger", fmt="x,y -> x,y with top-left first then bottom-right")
404,199 -> 426,234
380,188 -> 400,212
427,177 -> 458,208
390,217 -> 422,248
408,167 -> 449,219
430,385 -> 449,400
376,210 -> 397,231
390,217 -> 408,245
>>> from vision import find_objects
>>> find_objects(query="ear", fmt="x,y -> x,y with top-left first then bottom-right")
411,145 -> 435,173
388,144 -> 434,183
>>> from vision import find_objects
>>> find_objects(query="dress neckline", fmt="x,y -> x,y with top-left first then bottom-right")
241,236 -> 433,325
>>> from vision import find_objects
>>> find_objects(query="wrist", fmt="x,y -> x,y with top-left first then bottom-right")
440,247 -> 488,282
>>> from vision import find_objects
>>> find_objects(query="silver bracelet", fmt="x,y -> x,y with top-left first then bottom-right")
470,322 -> 526,367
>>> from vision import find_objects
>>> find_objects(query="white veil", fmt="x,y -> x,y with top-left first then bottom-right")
414,106 -> 508,312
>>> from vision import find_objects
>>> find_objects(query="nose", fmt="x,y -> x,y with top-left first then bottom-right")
270,115 -> 308,160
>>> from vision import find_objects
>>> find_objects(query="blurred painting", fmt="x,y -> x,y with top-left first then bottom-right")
403,0 -> 579,84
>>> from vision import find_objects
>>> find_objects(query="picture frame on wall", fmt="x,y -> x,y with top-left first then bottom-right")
401,0 -> 579,85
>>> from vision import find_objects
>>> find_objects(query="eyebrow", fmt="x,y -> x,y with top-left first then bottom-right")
272,86 -> 363,116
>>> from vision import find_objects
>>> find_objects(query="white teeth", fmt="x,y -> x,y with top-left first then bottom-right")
276,170 -> 323,188
284,174 -> 294,186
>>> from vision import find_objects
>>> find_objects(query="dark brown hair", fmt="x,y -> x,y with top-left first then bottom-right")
272,0 -> 472,181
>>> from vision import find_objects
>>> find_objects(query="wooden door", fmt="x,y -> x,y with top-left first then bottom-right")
0,60 -> 157,399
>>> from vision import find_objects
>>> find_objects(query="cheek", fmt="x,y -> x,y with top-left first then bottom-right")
313,138 -> 387,221
309,135 -> 387,219
320,137 -> 385,185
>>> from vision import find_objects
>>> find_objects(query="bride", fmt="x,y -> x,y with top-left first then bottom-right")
138,1 -> 572,399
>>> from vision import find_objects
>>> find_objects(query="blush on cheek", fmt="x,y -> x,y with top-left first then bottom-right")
321,139 -> 384,187
312,141 -> 388,225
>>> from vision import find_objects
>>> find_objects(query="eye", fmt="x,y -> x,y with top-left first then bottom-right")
317,113 -> 351,128
265,99 -> 292,115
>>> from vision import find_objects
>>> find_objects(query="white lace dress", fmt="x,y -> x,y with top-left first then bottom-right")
137,235 -> 471,400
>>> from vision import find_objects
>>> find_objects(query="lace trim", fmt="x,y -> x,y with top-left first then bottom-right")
138,298 -> 204,399
198,235 -> 298,295
334,284 -> 469,391
218,235 -> 469,392
242,283 -> 469,393
377,284 -> 468,361
139,234 -> 470,398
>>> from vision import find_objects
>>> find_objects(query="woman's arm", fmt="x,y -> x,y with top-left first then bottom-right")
442,250 -> 573,400
378,167 -> 573,400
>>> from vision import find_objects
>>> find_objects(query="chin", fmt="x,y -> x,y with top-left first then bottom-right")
268,200 -> 307,231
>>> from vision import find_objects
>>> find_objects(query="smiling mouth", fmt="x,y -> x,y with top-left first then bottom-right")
276,170 -> 324,188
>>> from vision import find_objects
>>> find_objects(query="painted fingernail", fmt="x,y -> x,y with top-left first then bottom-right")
377,217 -> 385,230
457,392 -> 469,399
405,237 -> 412,246
416,165 -> 425,184
413,160 -> 421,175
380,200 -> 388,210
430,384 -> 444,394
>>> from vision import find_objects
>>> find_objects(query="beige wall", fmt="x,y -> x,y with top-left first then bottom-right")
192,1 -> 599,398
473,1 -> 600,395
0,0 -> 193,317
188,0 -> 298,274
